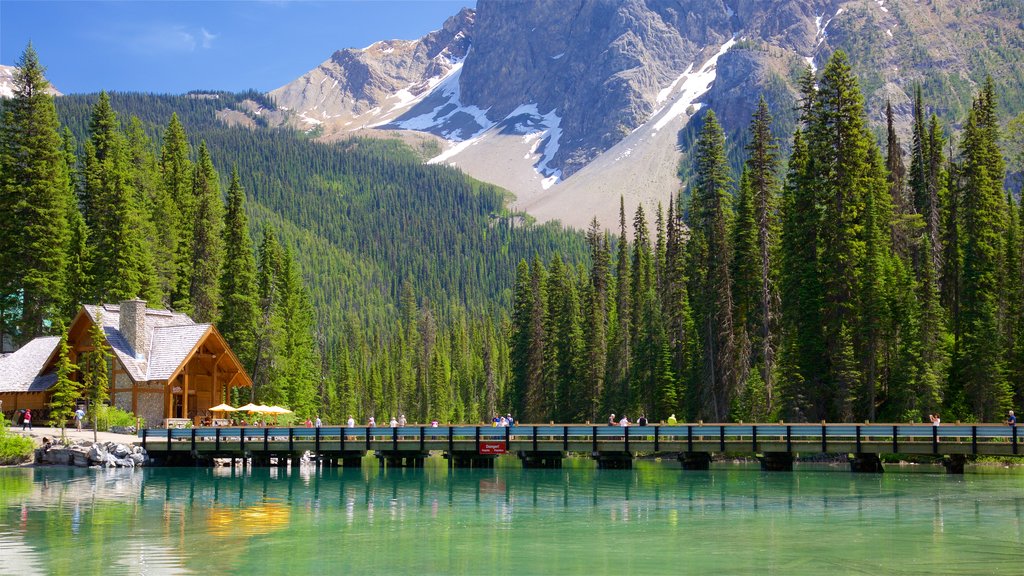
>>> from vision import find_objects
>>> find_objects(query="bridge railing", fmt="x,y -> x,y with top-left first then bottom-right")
138,423 -> 1021,455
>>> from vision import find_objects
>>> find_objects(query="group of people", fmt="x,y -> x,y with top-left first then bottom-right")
491,414 -> 515,427
608,413 -> 656,427
11,407 -> 87,431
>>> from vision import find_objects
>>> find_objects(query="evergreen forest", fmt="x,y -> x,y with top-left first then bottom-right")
3,44 -> 1024,425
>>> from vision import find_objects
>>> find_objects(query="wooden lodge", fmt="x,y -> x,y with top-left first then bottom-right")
0,300 -> 252,427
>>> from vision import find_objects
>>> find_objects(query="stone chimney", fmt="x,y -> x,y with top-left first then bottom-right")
119,299 -> 147,360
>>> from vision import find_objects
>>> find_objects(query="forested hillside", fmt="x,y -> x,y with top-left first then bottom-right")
2,45 -> 588,425
508,51 -> 1024,425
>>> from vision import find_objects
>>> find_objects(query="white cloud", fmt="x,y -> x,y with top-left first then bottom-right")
122,24 -> 217,53
200,28 -> 217,49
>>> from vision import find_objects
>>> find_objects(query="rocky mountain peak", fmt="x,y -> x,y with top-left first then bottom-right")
0,64 -> 62,98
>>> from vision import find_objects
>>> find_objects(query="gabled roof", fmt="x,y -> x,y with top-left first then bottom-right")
0,336 -> 59,393
1,302 -> 252,395
147,324 -> 213,380
82,303 -> 202,382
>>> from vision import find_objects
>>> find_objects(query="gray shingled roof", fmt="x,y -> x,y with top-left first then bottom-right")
83,303 -> 202,382
0,336 -> 60,393
147,324 -> 211,380
0,304 -> 210,394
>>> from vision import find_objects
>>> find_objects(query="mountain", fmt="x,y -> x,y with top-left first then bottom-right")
0,64 -> 62,98
271,0 -> 1024,230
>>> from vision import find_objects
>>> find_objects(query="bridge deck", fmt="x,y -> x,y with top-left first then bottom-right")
138,423 -> 1023,458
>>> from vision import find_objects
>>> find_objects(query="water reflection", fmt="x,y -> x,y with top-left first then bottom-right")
2,460 -> 1024,575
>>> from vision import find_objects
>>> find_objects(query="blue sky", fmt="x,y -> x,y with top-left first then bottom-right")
1,1 -> 473,94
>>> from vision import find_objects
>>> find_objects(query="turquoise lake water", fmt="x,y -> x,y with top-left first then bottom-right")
2,458 -> 1024,575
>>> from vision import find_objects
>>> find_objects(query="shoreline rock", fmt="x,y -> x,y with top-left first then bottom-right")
36,439 -> 148,468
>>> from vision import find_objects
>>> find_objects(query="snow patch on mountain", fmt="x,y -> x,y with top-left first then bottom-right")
652,37 -> 736,132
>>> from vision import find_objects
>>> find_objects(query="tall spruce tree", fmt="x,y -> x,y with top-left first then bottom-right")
188,141 -> 223,322
48,321 -> 81,438
735,96 -> 781,419
160,113 -> 193,311
0,44 -> 73,341
219,166 -> 259,371
952,82 -> 1011,420
583,219 -> 610,421
687,110 -> 739,421
80,92 -> 148,303
807,51 -> 877,421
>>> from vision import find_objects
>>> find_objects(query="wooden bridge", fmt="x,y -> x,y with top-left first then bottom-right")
138,423 -> 1024,473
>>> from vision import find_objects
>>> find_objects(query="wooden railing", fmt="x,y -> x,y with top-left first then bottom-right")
139,423 -> 1023,457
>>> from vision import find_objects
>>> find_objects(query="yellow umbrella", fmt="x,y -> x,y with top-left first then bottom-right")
209,403 -> 237,413
264,406 -> 293,414
236,403 -> 263,412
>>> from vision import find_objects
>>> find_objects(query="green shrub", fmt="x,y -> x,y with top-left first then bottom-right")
94,405 -> 144,431
0,415 -> 35,465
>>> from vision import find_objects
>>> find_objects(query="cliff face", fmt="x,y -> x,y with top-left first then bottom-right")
268,8 -> 473,128
267,0 -> 1024,230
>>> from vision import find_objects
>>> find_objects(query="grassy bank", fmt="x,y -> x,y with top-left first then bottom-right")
0,416 -> 35,465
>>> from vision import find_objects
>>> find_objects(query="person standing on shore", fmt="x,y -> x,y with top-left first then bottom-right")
75,407 -> 85,431
347,416 -> 355,428
608,413 -> 616,426
1007,411 -> 1016,426
22,409 -> 32,431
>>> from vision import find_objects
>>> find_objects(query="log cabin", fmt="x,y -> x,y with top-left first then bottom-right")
0,300 -> 252,427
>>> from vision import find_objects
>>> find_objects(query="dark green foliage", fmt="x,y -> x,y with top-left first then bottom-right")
48,321 -> 80,436
951,81 -> 1011,420
0,44 -> 73,342
219,166 -> 259,371
80,316 -> 112,443
687,110 -> 739,422
80,92 -> 150,303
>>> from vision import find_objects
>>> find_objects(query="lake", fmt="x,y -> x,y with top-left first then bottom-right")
2,458 -> 1024,575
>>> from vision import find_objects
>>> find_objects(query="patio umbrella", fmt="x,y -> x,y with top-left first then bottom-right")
236,403 -> 263,413
209,403 -> 237,413
264,406 -> 293,414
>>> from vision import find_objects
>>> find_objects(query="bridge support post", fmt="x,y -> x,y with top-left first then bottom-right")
341,454 -> 363,468
678,451 -> 711,470
848,453 -> 884,473
758,452 -> 794,472
594,452 -> 632,469
447,451 -> 499,468
520,451 -> 564,468
378,452 -> 429,468
942,454 -> 967,474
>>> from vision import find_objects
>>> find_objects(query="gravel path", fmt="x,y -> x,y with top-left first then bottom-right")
9,426 -> 139,445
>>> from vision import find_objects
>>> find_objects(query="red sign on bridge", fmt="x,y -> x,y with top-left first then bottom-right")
479,441 -> 507,455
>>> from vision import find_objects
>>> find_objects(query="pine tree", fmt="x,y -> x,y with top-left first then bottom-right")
80,92 -> 148,303
523,256 -> 548,422
123,116 -> 161,303
0,43 -> 72,341
61,127 -> 90,320
219,166 -> 259,371
509,259 -> 532,417
687,110 -> 739,421
738,96 -> 781,418
952,81 -> 1011,421
188,141 -> 223,322
808,51 -> 872,421
161,113 -> 193,311
81,317 -> 112,443
664,198 -> 694,417
607,198 -> 632,413
779,128 -> 826,420
583,218 -> 610,421
48,321 -> 81,438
